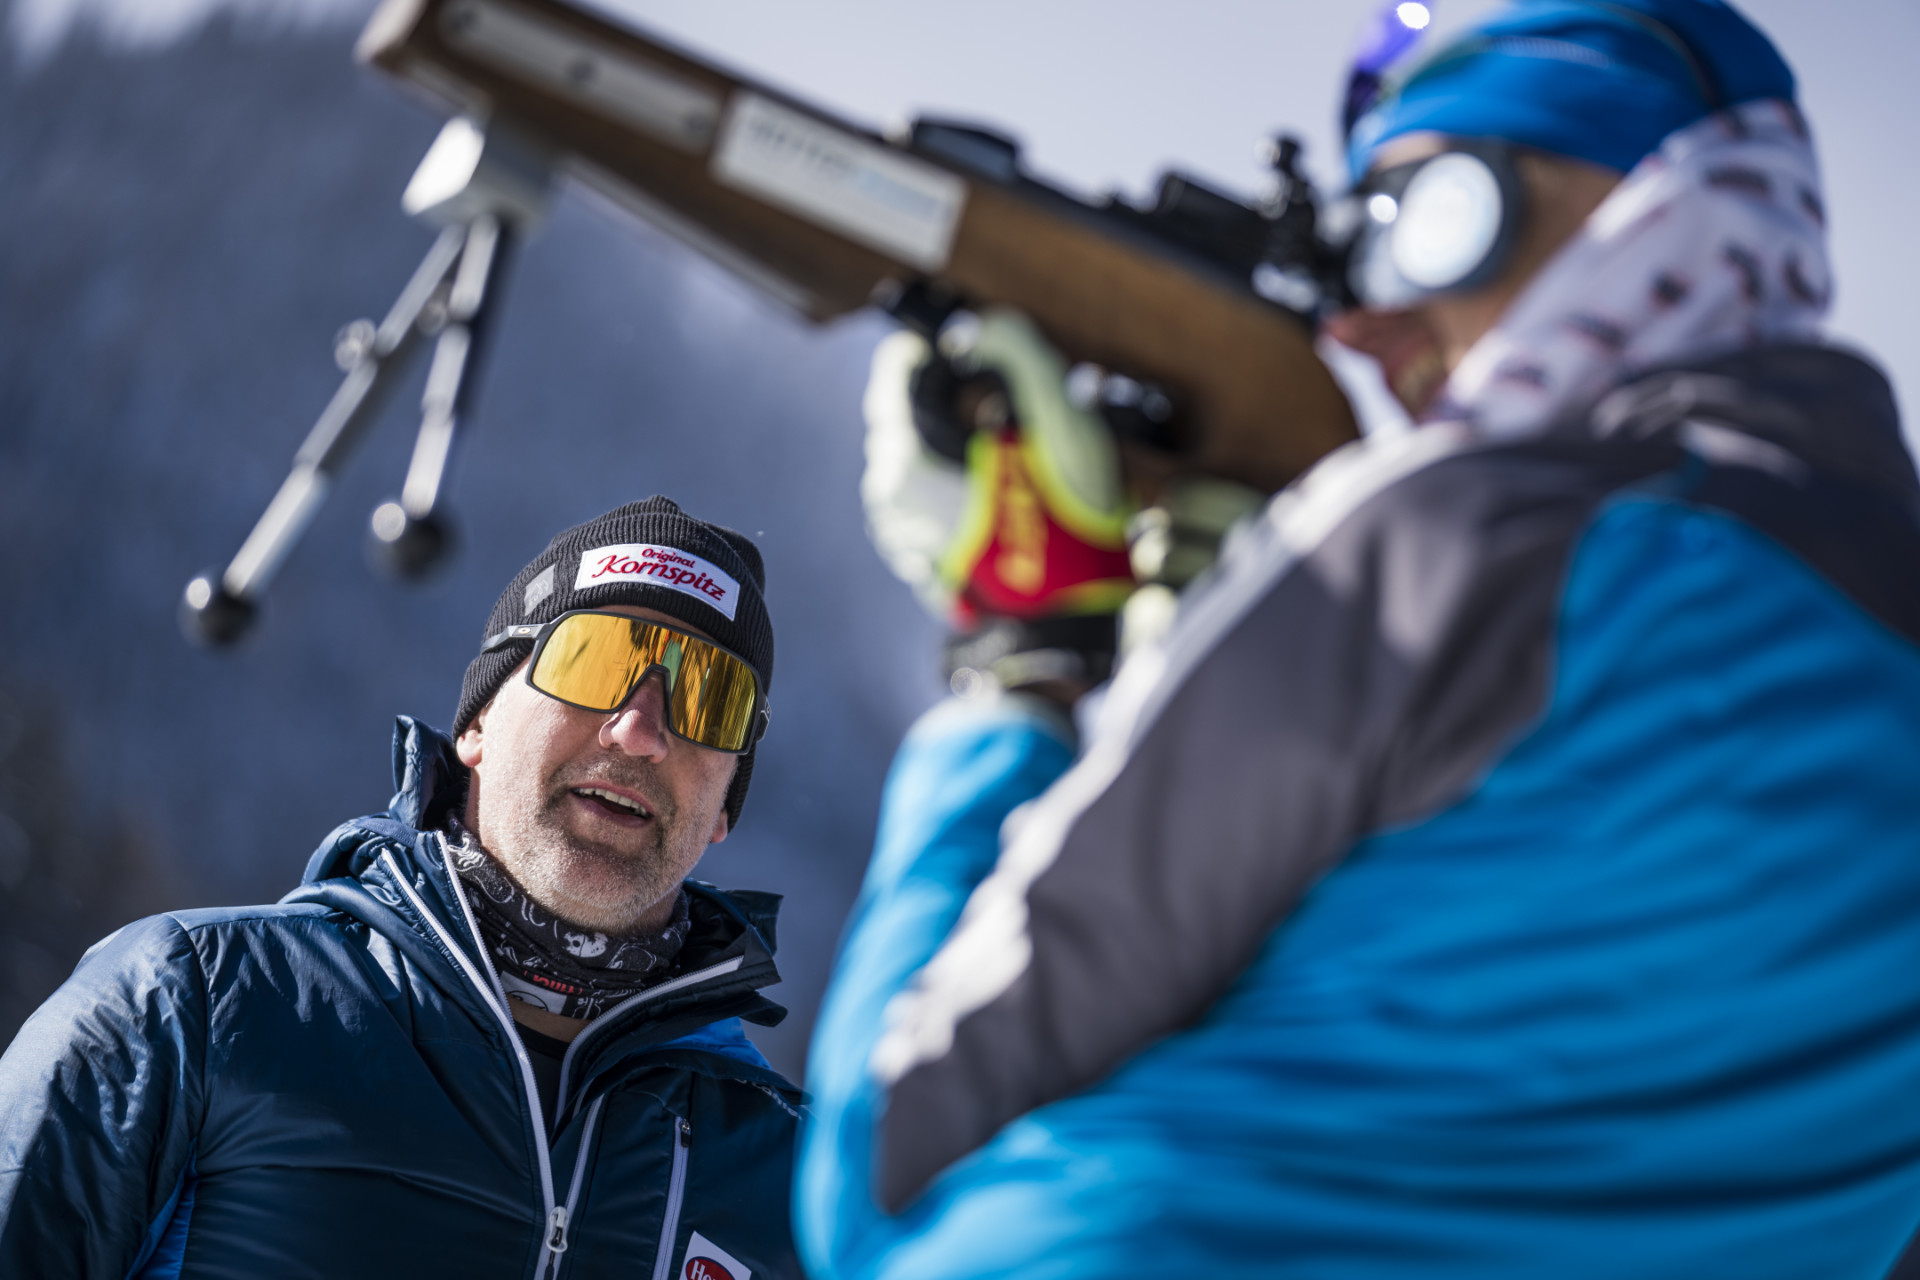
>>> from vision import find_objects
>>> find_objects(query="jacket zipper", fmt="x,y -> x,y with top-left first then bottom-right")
647,1116 -> 693,1280
383,848 -> 561,1279
384,844 -> 748,1279
542,1094 -> 607,1280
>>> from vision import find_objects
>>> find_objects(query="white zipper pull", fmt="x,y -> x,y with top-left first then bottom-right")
678,1117 -> 692,1147
548,1205 -> 571,1254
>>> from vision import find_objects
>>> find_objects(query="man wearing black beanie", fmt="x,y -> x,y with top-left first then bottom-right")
0,497 -> 803,1280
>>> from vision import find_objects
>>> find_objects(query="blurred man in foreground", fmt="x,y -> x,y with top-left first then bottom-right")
798,1 -> 1920,1275
0,498 -> 802,1279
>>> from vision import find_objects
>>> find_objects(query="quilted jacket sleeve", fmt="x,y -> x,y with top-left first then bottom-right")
0,914 -> 209,1278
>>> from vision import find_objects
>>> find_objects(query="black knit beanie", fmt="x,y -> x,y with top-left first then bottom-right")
454,497 -> 774,829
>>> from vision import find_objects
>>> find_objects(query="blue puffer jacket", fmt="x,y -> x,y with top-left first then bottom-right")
798,346 -> 1920,1277
0,717 -> 803,1280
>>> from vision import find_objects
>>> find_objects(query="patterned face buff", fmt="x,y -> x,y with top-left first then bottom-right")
1426,98 -> 1829,437
445,820 -> 691,1020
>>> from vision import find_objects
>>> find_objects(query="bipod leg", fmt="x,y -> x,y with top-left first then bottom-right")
368,213 -> 515,579
180,224 -> 468,645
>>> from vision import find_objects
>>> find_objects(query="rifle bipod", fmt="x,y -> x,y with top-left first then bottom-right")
182,117 -> 551,647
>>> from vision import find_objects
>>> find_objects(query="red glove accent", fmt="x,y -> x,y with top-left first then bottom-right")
946,427 -> 1135,627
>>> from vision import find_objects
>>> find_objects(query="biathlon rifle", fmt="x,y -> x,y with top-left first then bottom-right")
182,0 -> 1357,645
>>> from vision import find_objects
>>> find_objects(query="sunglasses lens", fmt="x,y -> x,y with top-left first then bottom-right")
529,614 -> 759,751
530,613 -> 653,712
663,636 -> 760,753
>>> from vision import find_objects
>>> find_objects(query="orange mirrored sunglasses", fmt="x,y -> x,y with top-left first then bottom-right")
483,610 -> 767,753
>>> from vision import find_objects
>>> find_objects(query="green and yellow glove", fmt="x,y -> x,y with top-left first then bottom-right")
862,309 -> 1136,692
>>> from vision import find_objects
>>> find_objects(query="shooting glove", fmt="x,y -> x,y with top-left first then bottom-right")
862,309 -> 1136,691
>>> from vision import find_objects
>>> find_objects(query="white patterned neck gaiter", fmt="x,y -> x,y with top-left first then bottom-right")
444,818 -> 691,1021
1426,98 -> 1830,439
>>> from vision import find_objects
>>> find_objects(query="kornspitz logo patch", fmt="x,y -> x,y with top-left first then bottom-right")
575,543 -> 740,620
681,1231 -> 750,1280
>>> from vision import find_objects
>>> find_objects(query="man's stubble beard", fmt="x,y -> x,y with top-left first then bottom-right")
487,759 -> 694,934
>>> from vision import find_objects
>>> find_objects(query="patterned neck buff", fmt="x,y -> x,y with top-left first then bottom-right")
443,818 -> 691,1021
1427,99 -> 1829,439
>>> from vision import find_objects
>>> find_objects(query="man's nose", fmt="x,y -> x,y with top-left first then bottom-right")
600,671 -> 674,760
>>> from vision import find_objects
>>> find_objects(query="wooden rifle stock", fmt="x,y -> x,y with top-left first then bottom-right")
358,0 -> 1358,494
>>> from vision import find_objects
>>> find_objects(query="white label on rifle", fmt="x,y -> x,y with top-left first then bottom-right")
712,93 -> 967,271
441,0 -> 721,152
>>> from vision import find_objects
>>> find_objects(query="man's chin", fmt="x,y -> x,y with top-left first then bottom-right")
535,883 -> 659,935
519,840 -> 674,934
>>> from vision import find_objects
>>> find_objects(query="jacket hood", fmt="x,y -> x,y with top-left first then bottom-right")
298,715 -> 467,886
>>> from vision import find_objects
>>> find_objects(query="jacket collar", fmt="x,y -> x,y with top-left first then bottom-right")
1586,343 -> 1916,502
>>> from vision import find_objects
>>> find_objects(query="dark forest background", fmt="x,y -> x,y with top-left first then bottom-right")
0,12 -> 943,1077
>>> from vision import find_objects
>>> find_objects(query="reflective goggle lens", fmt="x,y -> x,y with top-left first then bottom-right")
529,613 -> 761,752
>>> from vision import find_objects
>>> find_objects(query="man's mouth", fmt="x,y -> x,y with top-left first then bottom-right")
570,785 -> 654,823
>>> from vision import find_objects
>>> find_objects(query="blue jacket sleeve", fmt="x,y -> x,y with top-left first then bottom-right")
0,914 -> 208,1278
795,694 -> 1076,1280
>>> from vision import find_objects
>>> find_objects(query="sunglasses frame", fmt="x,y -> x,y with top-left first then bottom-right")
483,609 -> 770,754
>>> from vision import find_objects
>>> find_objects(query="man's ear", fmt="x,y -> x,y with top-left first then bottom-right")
455,704 -> 487,769
706,758 -> 735,846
